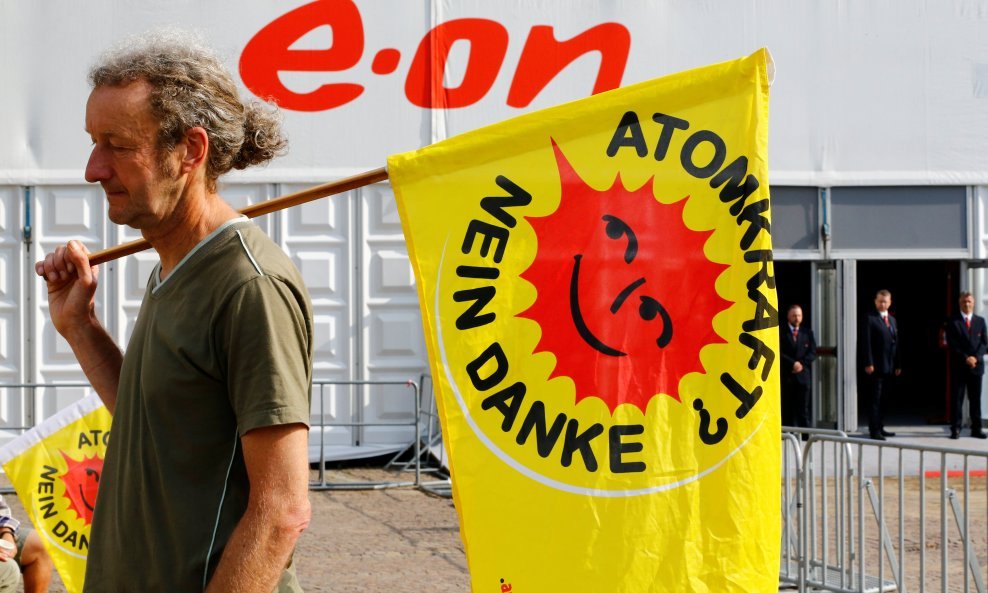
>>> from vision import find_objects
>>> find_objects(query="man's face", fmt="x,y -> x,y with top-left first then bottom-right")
960,295 -> 975,315
787,306 -> 802,327
874,294 -> 891,313
84,81 -> 183,230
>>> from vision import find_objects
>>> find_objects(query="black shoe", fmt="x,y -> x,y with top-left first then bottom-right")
881,430 -> 896,437
869,433 -> 886,441
950,430 -> 960,439
972,432 -> 987,439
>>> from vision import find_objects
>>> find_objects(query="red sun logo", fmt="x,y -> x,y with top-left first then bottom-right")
60,451 -> 103,526
519,141 -> 730,413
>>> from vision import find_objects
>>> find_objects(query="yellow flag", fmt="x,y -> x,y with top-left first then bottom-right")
389,49 -> 778,592
0,395 -> 110,593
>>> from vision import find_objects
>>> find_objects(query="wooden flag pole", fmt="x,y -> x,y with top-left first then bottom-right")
87,167 -> 389,266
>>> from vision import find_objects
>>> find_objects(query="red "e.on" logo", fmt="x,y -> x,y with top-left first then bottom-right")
240,0 -> 630,112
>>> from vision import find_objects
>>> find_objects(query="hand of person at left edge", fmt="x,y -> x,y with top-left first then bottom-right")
0,530 -> 17,562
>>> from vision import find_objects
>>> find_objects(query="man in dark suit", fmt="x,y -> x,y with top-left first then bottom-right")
780,304 -> 816,430
861,289 -> 901,440
944,292 -> 988,439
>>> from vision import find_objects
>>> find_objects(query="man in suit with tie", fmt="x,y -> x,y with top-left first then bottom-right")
780,304 -> 816,430
861,289 -> 901,440
944,292 -> 988,439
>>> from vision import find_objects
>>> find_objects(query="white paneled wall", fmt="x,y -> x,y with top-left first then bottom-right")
360,183 -> 427,445
281,183 -> 358,451
1,183 -> 428,455
0,188 -> 23,434
30,185 -> 106,422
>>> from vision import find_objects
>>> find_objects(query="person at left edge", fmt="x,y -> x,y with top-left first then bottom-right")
0,494 -> 53,593
779,304 -> 816,434
34,31 -> 313,593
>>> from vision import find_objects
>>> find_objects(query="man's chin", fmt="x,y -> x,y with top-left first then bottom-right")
106,210 -> 141,230
106,211 -> 127,226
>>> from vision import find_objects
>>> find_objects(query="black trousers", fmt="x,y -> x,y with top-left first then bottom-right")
865,372 -> 893,435
951,369 -> 984,432
782,378 -> 811,428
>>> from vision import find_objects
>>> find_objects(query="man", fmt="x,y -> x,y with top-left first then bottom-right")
944,292 -> 988,440
35,32 -> 313,592
779,304 -> 816,431
0,496 -> 54,593
860,289 -> 901,440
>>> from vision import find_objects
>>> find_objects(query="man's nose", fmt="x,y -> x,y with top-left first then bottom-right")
85,147 -> 110,183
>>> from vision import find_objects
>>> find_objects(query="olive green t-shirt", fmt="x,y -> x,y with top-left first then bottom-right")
84,220 -> 313,593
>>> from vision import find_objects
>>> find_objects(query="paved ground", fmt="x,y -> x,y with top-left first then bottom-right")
294,469 -> 468,593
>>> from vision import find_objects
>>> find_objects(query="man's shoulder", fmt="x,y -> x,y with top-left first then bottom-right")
232,224 -> 302,280
201,223 -> 302,284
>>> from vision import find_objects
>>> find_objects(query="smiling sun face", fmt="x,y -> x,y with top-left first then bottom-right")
519,141 -> 730,413
60,451 -> 103,525
569,214 -> 675,356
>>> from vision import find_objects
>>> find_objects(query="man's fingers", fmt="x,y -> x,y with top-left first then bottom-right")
35,241 -> 93,283
66,241 -> 92,281
41,248 -> 62,282
54,245 -> 69,281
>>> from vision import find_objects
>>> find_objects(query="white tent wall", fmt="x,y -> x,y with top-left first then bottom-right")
2,1 -> 988,184
1,1 -> 987,447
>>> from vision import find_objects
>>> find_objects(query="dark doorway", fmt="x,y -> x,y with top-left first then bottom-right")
856,260 -> 958,424
775,261 -> 818,427
776,262 -> 813,329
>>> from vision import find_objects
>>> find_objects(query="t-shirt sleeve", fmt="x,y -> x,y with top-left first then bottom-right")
217,275 -> 313,435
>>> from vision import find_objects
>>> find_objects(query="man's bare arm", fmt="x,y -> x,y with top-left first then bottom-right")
205,423 -> 311,593
35,240 -> 121,412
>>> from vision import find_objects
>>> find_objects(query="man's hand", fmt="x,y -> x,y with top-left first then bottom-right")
864,365 -> 874,375
792,361 -> 804,374
0,531 -> 17,563
35,240 -> 99,340
967,355 -> 978,368
33,240 -> 122,413
895,368 -> 902,376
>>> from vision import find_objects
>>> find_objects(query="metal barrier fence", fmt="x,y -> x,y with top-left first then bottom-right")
309,379 -> 423,490
0,379 -> 449,493
0,382 -> 94,436
782,428 -> 988,593
384,373 -> 453,497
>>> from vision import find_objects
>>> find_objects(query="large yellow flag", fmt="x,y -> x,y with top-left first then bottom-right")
0,395 -> 110,593
389,50 -> 778,592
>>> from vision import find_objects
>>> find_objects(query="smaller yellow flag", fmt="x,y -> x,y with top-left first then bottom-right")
0,394 -> 110,593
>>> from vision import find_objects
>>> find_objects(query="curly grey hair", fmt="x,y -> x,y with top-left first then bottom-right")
89,30 -> 286,189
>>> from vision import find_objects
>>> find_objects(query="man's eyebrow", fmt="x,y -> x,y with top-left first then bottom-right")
86,128 -> 122,139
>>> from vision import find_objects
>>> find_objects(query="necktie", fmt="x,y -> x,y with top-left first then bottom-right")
966,317 -> 971,329
883,315 -> 890,328
792,327 -> 798,340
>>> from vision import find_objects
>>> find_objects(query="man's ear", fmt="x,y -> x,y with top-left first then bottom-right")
178,127 -> 209,174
